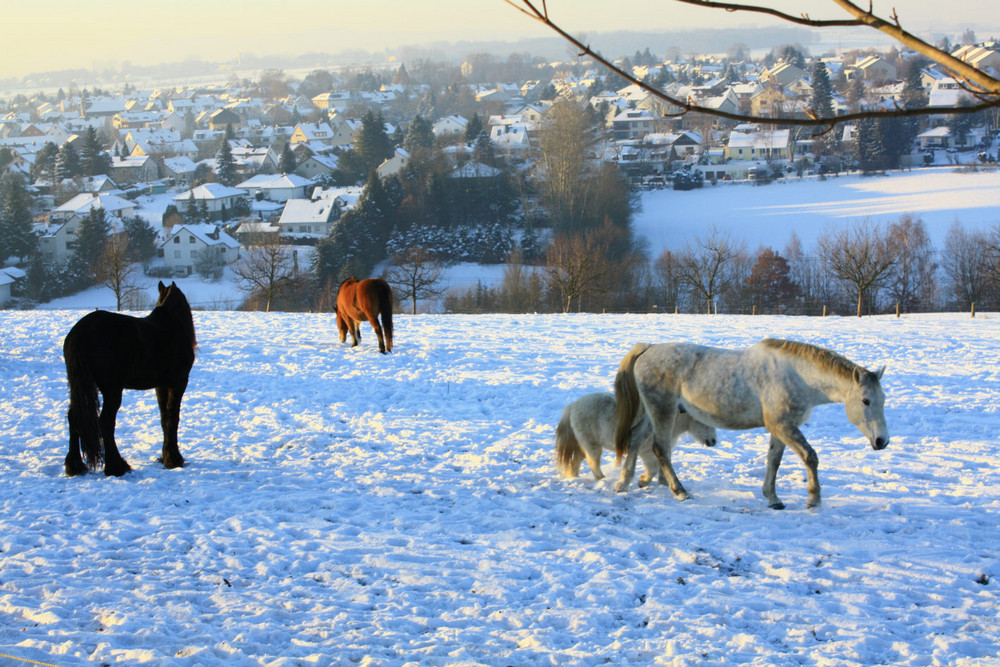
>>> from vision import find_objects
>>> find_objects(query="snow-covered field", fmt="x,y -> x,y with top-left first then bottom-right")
2,309 -> 999,665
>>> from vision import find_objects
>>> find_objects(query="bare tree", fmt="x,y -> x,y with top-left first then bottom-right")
506,1 -> 999,128
498,249 -> 545,312
383,246 -> 445,314
652,249 -> 684,312
817,220 -> 896,316
885,215 -> 937,312
232,233 -> 297,312
96,233 -> 145,311
535,99 -> 601,230
676,226 -> 746,314
543,230 -> 612,312
941,221 -> 992,310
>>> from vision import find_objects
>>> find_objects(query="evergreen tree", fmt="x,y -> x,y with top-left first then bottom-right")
185,193 -> 201,223
70,207 -> 111,286
810,62 -> 835,119
353,109 -> 393,176
403,115 -> 435,154
123,215 -> 158,265
854,117 -> 885,172
216,140 -> 237,186
0,174 -> 37,262
55,143 -> 80,181
464,113 -> 484,143
31,142 -> 59,184
79,126 -> 111,176
279,143 -> 297,173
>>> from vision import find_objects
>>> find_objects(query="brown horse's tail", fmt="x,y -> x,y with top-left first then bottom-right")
64,338 -> 104,471
380,284 -> 394,352
554,405 -> 583,478
615,343 -> 650,465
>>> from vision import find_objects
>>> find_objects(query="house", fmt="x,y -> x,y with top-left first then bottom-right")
761,62 -> 808,87
38,195 -> 133,265
277,198 -> 339,238
0,267 -> 26,307
611,109 -> 659,141
208,108 -> 242,131
853,55 -> 898,83
110,155 -> 160,184
432,115 -> 468,137
724,126 -> 793,162
235,173 -> 314,203
159,223 -> 240,277
952,44 -> 1000,72
376,148 -> 409,178
295,154 -> 339,180
489,122 -> 530,154
172,183 -> 249,216
161,156 -> 198,182
289,122 -> 335,147
917,126 -> 954,149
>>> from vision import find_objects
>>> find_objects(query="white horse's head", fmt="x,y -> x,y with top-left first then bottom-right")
844,366 -> 889,450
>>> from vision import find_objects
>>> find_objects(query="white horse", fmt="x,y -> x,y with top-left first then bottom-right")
614,338 -> 889,509
555,391 -> 717,487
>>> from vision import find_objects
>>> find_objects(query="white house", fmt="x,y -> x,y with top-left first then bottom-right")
172,183 -> 249,216
159,223 -> 240,277
432,115 -> 468,136
0,266 -> 26,307
235,173 -> 314,203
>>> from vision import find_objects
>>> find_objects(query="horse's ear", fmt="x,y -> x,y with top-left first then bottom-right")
875,365 -> 885,380
158,281 -> 166,293
852,367 -> 863,384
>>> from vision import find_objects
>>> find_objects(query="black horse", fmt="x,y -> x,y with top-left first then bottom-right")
63,281 -> 197,477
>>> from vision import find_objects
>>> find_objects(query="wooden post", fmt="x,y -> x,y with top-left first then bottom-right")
971,302 -> 976,318
675,306 -> 679,314
896,302 -> 900,318
822,305 -> 827,317
752,304 -> 757,316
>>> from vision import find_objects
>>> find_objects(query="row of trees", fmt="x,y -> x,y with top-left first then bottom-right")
443,217 -> 1000,316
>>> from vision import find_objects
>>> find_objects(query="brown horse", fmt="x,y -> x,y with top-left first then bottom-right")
335,277 -> 394,354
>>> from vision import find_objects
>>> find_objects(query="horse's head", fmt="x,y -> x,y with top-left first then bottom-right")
844,365 -> 889,450
156,281 -> 197,350
691,419 -> 718,447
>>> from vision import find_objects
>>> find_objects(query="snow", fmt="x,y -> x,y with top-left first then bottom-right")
2,309 -> 999,665
633,166 -> 1000,250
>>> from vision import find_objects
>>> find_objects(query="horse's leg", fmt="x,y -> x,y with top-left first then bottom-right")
763,434 -> 786,509
64,405 -> 87,477
765,421 -> 821,508
368,313 -> 387,354
336,312 -> 349,344
649,431 -> 689,500
350,319 -> 361,346
99,388 -> 131,477
156,383 -> 187,469
580,439 -> 604,480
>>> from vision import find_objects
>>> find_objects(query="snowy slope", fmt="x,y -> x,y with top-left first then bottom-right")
1,310 -> 998,665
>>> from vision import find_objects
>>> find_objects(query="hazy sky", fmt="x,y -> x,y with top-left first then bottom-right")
0,0 -> 991,79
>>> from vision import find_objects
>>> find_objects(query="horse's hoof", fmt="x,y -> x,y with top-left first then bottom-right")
105,461 -> 132,477
64,458 -> 88,477
807,499 -> 822,510
614,482 -> 629,493
159,454 -> 185,469
675,492 -> 690,502
769,501 -> 786,510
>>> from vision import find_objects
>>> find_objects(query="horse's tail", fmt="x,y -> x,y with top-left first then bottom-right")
65,341 -> 104,471
615,343 -> 650,465
380,284 -> 394,352
554,405 -> 583,478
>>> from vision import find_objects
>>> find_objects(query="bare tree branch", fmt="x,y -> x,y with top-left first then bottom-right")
504,0 -> 1000,127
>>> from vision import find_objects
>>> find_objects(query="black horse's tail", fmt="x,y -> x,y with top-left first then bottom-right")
380,283 -> 394,352
65,342 -> 104,471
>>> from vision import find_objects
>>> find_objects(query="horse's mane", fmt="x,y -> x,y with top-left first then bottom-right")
760,338 -> 862,380
157,285 -> 197,351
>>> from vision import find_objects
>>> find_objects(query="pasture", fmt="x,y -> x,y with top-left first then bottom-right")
1,310 -> 998,665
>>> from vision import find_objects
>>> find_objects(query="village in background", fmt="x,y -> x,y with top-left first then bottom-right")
1,26 -> 998,315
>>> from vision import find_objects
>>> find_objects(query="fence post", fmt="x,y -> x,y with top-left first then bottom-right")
752,304 -> 756,316
971,302 -> 976,318
822,305 -> 827,317
896,302 -> 900,318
